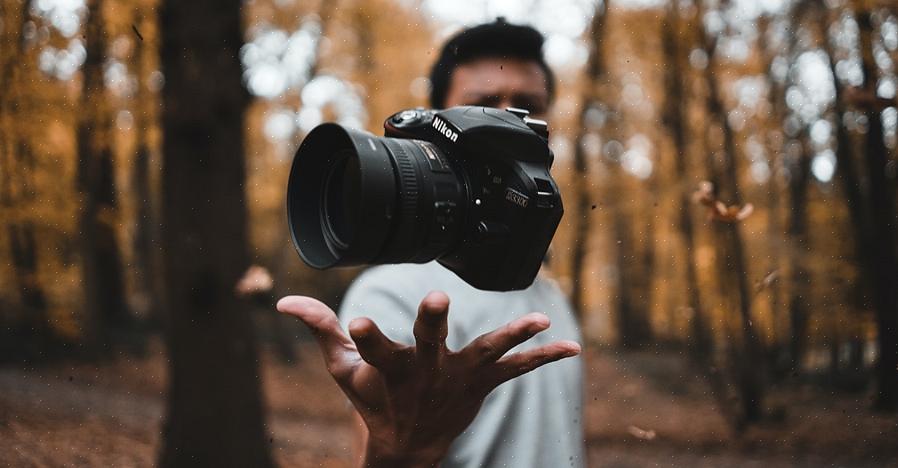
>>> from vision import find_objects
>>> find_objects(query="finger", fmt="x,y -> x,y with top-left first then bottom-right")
413,291 -> 450,369
277,296 -> 355,375
492,340 -> 581,386
348,317 -> 408,374
464,312 -> 550,364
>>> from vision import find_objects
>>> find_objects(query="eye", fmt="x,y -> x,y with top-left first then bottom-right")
466,95 -> 502,108
511,96 -> 547,116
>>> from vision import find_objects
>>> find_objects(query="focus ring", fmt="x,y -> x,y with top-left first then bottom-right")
392,140 -> 419,219
383,139 -> 420,261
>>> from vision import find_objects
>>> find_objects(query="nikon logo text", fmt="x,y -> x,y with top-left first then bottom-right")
432,117 -> 459,142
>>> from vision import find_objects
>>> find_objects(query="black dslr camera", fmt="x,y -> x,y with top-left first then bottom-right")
286,106 -> 563,291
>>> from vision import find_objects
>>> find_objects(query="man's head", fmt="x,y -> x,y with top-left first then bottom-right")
429,18 -> 555,120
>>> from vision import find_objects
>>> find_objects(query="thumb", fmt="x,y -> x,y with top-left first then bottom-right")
277,295 -> 354,364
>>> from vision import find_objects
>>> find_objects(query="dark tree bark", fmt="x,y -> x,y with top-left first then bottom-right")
569,1 -> 608,320
786,133 -> 812,372
823,16 -> 872,361
8,143 -> 50,339
822,1 -> 898,411
130,6 -> 163,329
158,0 -> 274,465
852,2 -> 898,410
77,0 -> 131,353
609,180 -> 655,348
698,0 -> 766,426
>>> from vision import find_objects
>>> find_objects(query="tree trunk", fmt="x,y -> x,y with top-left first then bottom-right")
77,0 -> 131,353
758,10 -> 801,375
660,1 -> 745,430
130,5 -> 163,330
824,19 -> 875,380
609,180 -> 654,348
661,1 -> 710,358
854,2 -> 898,411
568,1 -> 654,345
158,0 -> 274,465
586,2 -> 653,347
786,134 -> 812,372
10,143 -> 50,341
0,0 -> 53,359
569,1 -> 607,320
699,4 -> 766,425
823,1 -> 898,412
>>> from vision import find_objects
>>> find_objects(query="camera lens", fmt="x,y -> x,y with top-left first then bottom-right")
287,123 -> 466,269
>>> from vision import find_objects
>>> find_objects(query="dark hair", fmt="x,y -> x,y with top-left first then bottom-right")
428,18 -> 555,109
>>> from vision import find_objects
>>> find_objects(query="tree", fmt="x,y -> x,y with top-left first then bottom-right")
569,0 -> 608,320
0,0 -> 54,359
697,0 -> 767,426
77,0 -> 131,353
660,0 -> 746,430
660,0 -> 710,358
824,0 -> 898,410
608,160 -> 655,348
853,0 -> 898,411
129,3 -> 163,330
757,13 -> 789,374
586,1 -> 655,347
157,0 -> 274,465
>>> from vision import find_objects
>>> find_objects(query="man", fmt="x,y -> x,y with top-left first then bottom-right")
278,19 -> 585,467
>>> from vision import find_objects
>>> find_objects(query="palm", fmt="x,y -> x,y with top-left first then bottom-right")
277,291 -> 580,465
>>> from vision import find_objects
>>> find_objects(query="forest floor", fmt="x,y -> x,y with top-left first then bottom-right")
1,339 -> 896,467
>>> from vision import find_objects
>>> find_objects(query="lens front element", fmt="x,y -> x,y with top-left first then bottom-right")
322,150 -> 360,250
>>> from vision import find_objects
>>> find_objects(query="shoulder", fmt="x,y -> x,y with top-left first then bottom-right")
531,274 -> 571,306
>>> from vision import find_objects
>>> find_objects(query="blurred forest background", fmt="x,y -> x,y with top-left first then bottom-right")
2,0 -> 898,466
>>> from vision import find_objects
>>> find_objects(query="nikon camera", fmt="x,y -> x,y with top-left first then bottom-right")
286,106 -> 563,291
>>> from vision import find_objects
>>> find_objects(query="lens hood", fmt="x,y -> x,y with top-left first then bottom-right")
287,124 -> 397,268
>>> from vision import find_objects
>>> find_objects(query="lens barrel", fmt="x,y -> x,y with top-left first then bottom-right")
287,123 -> 465,269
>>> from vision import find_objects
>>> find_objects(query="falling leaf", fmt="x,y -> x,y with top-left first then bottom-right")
627,425 -> 657,440
754,270 -> 779,293
693,181 -> 754,223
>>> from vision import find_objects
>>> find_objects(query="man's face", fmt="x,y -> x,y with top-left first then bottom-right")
443,57 -> 550,120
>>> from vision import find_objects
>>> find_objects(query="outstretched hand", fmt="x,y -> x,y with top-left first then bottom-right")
277,291 -> 580,468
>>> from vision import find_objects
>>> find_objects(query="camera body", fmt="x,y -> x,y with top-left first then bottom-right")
287,106 -> 563,291
383,106 -> 562,290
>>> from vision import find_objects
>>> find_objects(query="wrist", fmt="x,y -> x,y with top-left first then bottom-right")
362,439 -> 445,468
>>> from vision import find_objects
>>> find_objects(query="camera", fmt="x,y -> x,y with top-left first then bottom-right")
286,106 -> 563,291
